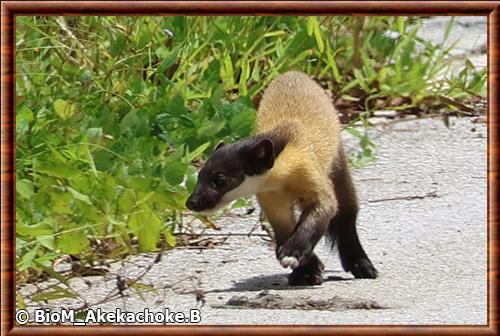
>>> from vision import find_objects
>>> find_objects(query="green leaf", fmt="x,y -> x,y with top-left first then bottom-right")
67,187 -> 92,205
118,189 -> 136,213
32,286 -> 77,303
51,188 -> 73,214
162,224 -> 176,247
128,205 -> 161,252
127,176 -> 154,192
396,17 -> 405,35
137,25 -> 152,49
229,108 -> 255,136
36,235 -> 55,251
158,45 -> 181,74
325,45 -> 341,83
137,191 -> 155,206
343,126 -> 364,139
185,166 -> 197,193
17,221 -> 54,237
16,293 -> 26,310
285,29 -> 309,57
306,17 -> 315,36
196,119 -> 225,138
353,68 -> 369,92
18,245 -> 39,271
163,160 -> 187,186
130,282 -> 158,301
110,34 -> 127,57
53,99 -> 76,120
57,230 -> 89,254
85,127 -> 103,141
34,158 -> 80,179
164,229 -> 176,248
120,109 -> 139,134
35,262 -> 70,286
220,53 -> 235,89
16,105 -> 34,133
16,179 -> 34,199
185,143 -> 210,162
313,22 -> 324,53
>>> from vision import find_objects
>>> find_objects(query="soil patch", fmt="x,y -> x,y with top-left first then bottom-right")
212,290 -> 387,311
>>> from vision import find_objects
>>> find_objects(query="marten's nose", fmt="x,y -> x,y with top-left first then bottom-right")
186,196 -> 200,211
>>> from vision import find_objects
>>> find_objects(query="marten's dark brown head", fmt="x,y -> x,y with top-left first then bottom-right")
185,137 -> 276,214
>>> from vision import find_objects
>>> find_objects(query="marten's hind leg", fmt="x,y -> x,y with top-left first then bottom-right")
327,147 -> 378,279
257,192 -> 325,285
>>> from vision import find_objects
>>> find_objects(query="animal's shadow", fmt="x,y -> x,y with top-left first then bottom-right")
207,270 -> 353,294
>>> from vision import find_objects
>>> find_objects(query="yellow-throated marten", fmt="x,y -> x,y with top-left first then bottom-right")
186,71 -> 378,285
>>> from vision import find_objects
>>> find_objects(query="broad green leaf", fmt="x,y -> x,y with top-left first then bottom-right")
163,161 -> 187,186
118,189 -> 136,213
51,188 -> 73,214
34,158 -> 80,179
128,206 -> 161,252
17,221 -> 54,237
36,235 -> 55,251
196,120 -> 225,138
110,34 -> 127,57
229,108 -> 255,136
85,127 -> 103,142
18,245 -> 38,271
57,230 -> 89,254
53,99 -> 76,120
16,105 -> 34,133
158,45 -> 181,74
16,179 -> 34,199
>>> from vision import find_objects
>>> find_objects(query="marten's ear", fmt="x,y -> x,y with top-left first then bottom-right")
246,137 -> 275,174
215,140 -> 225,151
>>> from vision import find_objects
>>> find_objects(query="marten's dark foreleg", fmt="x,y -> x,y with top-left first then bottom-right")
327,146 -> 378,279
287,253 -> 324,286
258,191 -> 329,286
276,201 -> 335,270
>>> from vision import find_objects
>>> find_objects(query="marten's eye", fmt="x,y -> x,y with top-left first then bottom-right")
212,173 -> 226,189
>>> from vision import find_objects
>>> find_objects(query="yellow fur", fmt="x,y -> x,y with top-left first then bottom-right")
256,71 -> 340,235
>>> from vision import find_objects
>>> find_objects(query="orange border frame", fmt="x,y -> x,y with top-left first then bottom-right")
1,1 -> 499,335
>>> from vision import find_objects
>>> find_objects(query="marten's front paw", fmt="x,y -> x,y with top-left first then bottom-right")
277,239 -> 312,269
